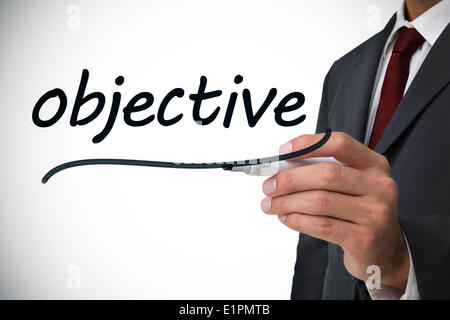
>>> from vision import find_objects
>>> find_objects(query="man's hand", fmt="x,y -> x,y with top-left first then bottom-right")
261,132 -> 410,290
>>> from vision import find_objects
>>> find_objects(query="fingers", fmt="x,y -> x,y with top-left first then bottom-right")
280,212 -> 356,247
280,131 -> 389,172
262,161 -> 382,197
261,190 -> 370,224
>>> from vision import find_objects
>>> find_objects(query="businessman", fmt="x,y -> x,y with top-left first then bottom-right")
261,0 -> 450,299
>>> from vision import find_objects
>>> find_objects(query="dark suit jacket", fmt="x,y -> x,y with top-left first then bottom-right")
291,15 -> 450,300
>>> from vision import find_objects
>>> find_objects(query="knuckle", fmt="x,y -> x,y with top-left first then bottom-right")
371,202 -> 390,222
320,163 -> 341,183
376,202 -> 390,215
333,132 -> 350,150
385,177 -> 398,193
378,155 -> 391,172
290,213 -> 304,230
311,191 -> 329,212
271,198 -> 286,213
277,170 -> 294,190
314,219 -> 334,237
379,176 -> 398,197
290,213 -> 302,228
360,229 -> 376,249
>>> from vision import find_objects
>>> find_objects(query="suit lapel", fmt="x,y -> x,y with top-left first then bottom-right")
375,22 -> 450,154
342,15 -> 397,143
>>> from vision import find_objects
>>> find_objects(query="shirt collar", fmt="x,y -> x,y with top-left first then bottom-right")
382,0 -> 450,58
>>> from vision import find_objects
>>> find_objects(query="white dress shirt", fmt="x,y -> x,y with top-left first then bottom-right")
363,0 -> 450,300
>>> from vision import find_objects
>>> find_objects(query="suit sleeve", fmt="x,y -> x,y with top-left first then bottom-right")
399,215 -> 450,299
291,67 -> 333,300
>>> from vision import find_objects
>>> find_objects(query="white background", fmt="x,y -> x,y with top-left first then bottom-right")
0,0 -> 401,299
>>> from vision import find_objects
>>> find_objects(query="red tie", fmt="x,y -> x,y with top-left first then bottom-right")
368,27 -> 425,149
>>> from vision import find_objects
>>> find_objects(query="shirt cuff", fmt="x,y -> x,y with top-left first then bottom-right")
365,233 -> 420,300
